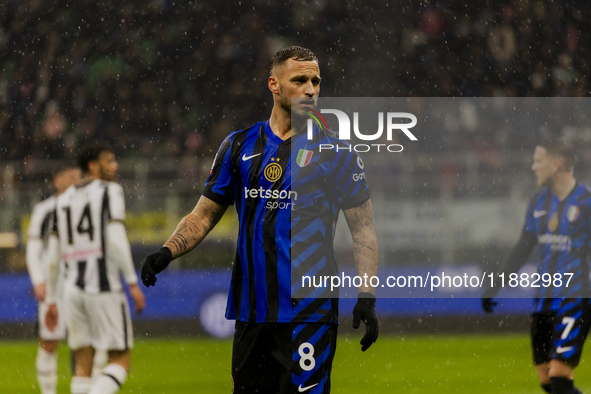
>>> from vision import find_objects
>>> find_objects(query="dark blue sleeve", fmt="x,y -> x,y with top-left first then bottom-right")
330,144 -> 370,209
202,135 -> 235,205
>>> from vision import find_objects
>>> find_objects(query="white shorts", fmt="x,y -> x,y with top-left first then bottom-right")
64,285 -> 134,351
38,300 -> 67,341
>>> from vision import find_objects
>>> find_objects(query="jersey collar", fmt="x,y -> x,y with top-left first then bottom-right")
264,120 -> 292,146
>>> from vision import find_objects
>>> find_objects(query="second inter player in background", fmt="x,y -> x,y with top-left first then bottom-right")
483,137 -> 591,394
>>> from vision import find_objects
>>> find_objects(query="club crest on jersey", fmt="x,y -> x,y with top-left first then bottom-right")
264,158 -> 282,182
567,206 -> 580,222
296,149 -> 313,167
548,212 -> 559,232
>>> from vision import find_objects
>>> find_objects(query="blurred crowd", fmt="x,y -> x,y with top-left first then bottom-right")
1,0 -> 590,163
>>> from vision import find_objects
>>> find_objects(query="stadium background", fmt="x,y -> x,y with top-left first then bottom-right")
2,1 -> 591,392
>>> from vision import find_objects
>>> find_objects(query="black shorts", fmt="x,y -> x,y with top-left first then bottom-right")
531,299 -> 591,367
232,321 -> 338,394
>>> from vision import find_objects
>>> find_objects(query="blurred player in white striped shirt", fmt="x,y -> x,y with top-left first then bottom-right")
45,144 -> 145,394
27,164 -> 80,394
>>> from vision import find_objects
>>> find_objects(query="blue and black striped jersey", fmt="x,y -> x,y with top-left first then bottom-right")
202,120 -> 370,323
524,183 -> 591,312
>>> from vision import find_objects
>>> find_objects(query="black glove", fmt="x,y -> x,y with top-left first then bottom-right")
481,298 -> 497,313
140,247 -> 173,287
352,292 -> 379,351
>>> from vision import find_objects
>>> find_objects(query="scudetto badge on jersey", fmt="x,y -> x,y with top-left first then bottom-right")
296,149 -> 313,167
567,206 -> 580,222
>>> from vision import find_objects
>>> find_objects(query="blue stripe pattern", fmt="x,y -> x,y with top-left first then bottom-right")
202,121 -> 370,323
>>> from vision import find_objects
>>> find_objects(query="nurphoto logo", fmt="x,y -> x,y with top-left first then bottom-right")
305,107 -> 417,153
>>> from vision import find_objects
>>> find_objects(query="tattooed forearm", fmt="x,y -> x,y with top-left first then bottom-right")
356,199 -> 375,227
343,199 -> 379,294
164,215 -> 203,257
164,196 -> 228,259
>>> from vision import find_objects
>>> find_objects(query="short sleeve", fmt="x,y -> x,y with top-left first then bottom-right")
330,145 -> 370,210
202,135 -> 235,205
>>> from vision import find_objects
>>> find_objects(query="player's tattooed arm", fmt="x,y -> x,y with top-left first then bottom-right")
164,196 -> 228,259
343,199 -> 379,294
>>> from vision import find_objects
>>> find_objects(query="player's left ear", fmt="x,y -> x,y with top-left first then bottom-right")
268,76 -> 279,94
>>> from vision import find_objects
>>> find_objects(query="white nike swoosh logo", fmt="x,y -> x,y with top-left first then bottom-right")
242,153 -> 261,161
556,346 -> 573,354
533,210 -> 547,218
298,383 -> 319,392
